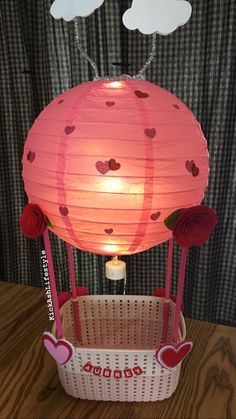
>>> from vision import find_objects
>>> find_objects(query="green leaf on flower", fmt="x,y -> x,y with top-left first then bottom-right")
47,217 -> 53,229
164,209 -> 185,230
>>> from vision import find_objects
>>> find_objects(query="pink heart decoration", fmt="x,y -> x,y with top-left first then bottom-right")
108,159 -> 121,171
42,332 -> 73,365
145,128 -> 156,139
27,151 -> 35,163
64,125 -> 75,135
151,211 -> 161,221
156,341 -> 193,369
106,101 -> 115,107
135,90 -> 149,98
96,160 -> 110,175
59,206 -> 68,216
105,228 -> 113,235
58,287 -> 89,308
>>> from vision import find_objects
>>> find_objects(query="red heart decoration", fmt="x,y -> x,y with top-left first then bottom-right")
58,287 -> 89,308
108,159 -> 121,171
135,90 -> 149,98
173,104 -> 180,109
192,164 -> 200,177
58,99 -> 64,104
106,101 -> 115,107
42,332 -> 73,365
59,206 -> 68,216
105,228 -> 113,235
185,160 -> 195,173
151,211 -> 161,221
96,160 -> 110,175
27,151 -> 35,163
64,125 -> 75,135
156,341 -> 193,369
145,128 -> 156,139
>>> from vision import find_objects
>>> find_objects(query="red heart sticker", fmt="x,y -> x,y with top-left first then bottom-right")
64,125 -> 75,135
156,341 -> 193,369
145,128 -> 156,139
59,206 -> 68,216
185,160 -> 200,177
151,211 -> 161,221
96,160 -> 110,175
105,228 -> 113,235
27,151 -> 35,163
192,164 -> 200,177
185,160 -> 194,172
106,101 -> 115,107
135,90 -> 149,98
108,159 -> 121,171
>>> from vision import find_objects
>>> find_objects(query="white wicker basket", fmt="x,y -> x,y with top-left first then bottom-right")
52,295 -> 186,402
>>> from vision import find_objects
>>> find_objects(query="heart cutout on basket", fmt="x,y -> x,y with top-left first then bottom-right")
156,341 -> 193,369
42,332 -> 74,365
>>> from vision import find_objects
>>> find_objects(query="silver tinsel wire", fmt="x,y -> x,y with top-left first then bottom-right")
74,18 -> 100,80
74,17 -> 157,81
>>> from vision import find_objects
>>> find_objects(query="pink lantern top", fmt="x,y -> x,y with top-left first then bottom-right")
22,79 -> 209,255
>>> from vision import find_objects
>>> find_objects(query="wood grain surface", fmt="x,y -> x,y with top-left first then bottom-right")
0,281 -> 236,419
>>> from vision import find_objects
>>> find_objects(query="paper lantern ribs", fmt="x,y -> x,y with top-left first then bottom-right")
22,79 -> 208,256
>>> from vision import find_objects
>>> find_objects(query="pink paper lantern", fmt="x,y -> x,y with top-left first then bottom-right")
22,80 -> 208,255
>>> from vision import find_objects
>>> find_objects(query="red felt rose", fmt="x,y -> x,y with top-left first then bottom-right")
20,204 -> 47,238
173,205 -> 217,248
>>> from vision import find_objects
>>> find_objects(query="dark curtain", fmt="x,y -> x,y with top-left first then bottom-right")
0,0 -> 235,326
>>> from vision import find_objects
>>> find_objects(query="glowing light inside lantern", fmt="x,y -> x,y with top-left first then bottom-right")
104,81 -> 123,88
103,244 -> 119,254
102,177 -> 123,193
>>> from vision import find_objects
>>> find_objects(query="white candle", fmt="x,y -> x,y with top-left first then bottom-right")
105,256 -> 126,280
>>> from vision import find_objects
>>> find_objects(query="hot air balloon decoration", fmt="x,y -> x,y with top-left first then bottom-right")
19,0 -> 217,402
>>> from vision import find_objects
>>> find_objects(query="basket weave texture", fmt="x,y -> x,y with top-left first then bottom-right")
52,295 -> 186,402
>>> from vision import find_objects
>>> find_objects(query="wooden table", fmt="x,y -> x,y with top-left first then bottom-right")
0,281 -> 236,419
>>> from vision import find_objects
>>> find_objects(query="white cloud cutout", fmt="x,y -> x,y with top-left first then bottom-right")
50,0 -> 105,21
122,0 -> 192,35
